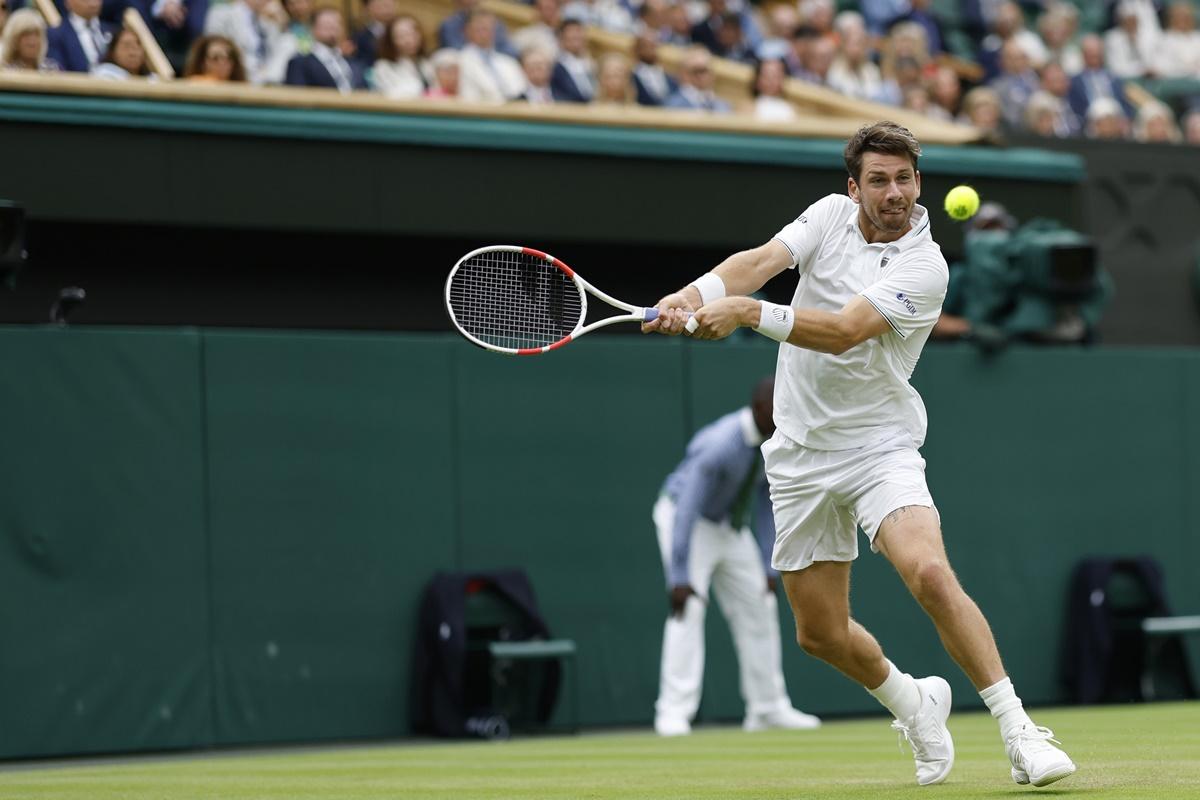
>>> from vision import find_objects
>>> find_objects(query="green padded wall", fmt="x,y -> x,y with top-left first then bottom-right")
202,332 -> 457,744
0,329 -> 210,758
454,339 -> 688,727
1,327 -> 1199,759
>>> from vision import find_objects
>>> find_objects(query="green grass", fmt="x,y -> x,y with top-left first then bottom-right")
2,703 -> 1198,799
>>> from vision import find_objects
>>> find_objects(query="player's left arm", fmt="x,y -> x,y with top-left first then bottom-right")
687,294 -> 889,354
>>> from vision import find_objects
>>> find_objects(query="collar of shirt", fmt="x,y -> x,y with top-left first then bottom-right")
679,84 -> 713,107
69,13 -> 97,35
738,407 -> 764,447
843,202 -> 931,253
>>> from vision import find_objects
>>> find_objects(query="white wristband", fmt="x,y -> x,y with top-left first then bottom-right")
688,273 -> 726,306
754,301 -> 794,342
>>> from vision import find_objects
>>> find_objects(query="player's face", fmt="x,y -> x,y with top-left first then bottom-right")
849,152 -> 921,244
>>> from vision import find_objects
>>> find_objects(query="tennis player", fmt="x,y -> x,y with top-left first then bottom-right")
643,121 -> 1076,788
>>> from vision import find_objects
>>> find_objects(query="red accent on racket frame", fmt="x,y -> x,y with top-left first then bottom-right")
520,246 -> 575,278
516,335 -> 573,355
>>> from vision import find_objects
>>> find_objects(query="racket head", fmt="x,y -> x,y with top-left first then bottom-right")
445,246 -> 588,355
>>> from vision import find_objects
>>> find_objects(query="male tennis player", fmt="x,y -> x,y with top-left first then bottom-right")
653,377 -> 820,737
643,121 -> 1076,788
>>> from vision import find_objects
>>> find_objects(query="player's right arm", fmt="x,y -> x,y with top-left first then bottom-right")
644,195 -> 839,336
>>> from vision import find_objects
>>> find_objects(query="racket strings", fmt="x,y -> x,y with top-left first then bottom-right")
448,251 -> 584,350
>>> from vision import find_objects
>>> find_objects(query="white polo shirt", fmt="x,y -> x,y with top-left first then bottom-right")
769,193 -> 948,450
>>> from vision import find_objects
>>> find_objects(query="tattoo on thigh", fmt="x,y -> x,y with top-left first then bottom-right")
883,506 -> 921,528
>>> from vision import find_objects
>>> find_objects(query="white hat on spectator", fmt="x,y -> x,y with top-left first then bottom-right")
430,48 -> 461,70
1086,97 -> 1125,122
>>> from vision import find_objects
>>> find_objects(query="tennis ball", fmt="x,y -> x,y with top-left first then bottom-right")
944,185 -> 980,221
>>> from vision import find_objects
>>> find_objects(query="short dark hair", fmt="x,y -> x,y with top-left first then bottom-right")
843,121 -> 921,183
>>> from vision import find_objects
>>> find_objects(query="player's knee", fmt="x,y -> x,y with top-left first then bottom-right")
794,623 -> 847,661
910,560 -> 959,607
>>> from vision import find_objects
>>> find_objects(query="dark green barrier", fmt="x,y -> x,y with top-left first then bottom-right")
202,332 -> 458,745
0,328 -> 210,758
1,328 -> 1198,759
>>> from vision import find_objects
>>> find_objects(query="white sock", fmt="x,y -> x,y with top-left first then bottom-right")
980,677 -> 1034,741
867,660 -> 921,721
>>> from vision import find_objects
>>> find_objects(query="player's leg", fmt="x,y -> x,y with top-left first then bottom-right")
652,496 -> 719,736
710,527 -> 819,730
874,505 -> 1076,786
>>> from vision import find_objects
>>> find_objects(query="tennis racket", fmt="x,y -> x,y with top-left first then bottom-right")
445,245 -> 665,355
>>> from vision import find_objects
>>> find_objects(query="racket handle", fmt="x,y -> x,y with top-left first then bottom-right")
642,308 -> 659,323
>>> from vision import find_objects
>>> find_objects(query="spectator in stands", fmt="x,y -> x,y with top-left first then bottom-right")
786,24 -> 819,77
439,0 -> 515,56
1134,100 -> 1182,142
457,9 -> 525,103
204,0 -> 283,85
881,21 -> 934,89
758,3 -> 799,61
1022,89 -> 1077,137
903,83 -> 933,113
47,0 -> 115,73
1037,60 -> 1083,135
991,39 -> 1041,128
712,13 -> 754,64
370,14 -> 431,100
928,64 -> 961,120
594,51 -> 633,105
799,0 -> 836,44
1153,1 -> 1200,78
550,18 -> 595,103
263,0 -> 314,83
632,26 -> 676,106
182,33 -> 246,81
0,0 -> 8,36
693,0 -> 732,56
512,0 -> 561,60
888,0 -> 944,56
828,15 -> 897,104
663,3 -> 692,47
1086,96 -> 1130,139
1037,3 -> 1083,76
517,45 -> 556,103
351,0 -> 396,66
1183,108 -> 1200,144
636,0 -> 670,41
93,26 -> 150,79
145,0 -> 206,72
796,34 -> 836,87
563,0 -> 634,35
1105,0 -> 1157,79
424,46 -> 460,99
1068,34 -> 1132,122
960,85 -> 1004,136
281,0 -> 313,43
1106,0 -> 1163,50
861,0 -> 908,38
1,8 -> 58,71
978,1 -> 1048,82
284,7 -> 365,92
752,57 -> 795,121
665,45 -> 731,112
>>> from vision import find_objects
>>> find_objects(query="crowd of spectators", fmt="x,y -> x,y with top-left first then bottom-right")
2,0 -> 1200,145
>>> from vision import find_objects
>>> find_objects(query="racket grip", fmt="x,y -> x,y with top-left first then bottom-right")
642,308 -> 659,323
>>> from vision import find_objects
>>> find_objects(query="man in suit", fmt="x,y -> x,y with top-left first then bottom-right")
632,27 -> 676,106
457,9 -> 526,103
143,0 -> 209,70
665,46 -> 732,112
46,0 -> 116,73
549,18 -> 594,103
438,0 -> 516,56
350,0 -> 395,66
204,0 -> 283,84
284,7 -> 366,92
1068,34 -> 1133,122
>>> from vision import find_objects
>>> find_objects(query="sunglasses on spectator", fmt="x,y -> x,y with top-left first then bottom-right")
206,51 -> 232,61
688,65 -> 711,75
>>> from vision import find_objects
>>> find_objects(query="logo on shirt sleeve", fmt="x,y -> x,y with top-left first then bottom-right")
896,292 -> 919,316
796,215 -> 807,223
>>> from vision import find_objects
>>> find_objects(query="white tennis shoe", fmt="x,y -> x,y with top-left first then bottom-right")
891,676 -> 955,786
743,707 -> 822,732
1007,725 -> 1076,787
654,715 -> 691,737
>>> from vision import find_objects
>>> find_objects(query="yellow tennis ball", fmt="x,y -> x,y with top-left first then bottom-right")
944,185 -> 980,221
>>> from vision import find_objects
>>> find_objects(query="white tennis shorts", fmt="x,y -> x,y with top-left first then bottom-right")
763,428 -> 934,573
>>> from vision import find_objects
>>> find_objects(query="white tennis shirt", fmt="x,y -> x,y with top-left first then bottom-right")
769,193 -> 948,450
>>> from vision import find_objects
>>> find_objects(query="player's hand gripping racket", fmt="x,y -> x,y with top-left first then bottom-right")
445,245 -> 669,355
